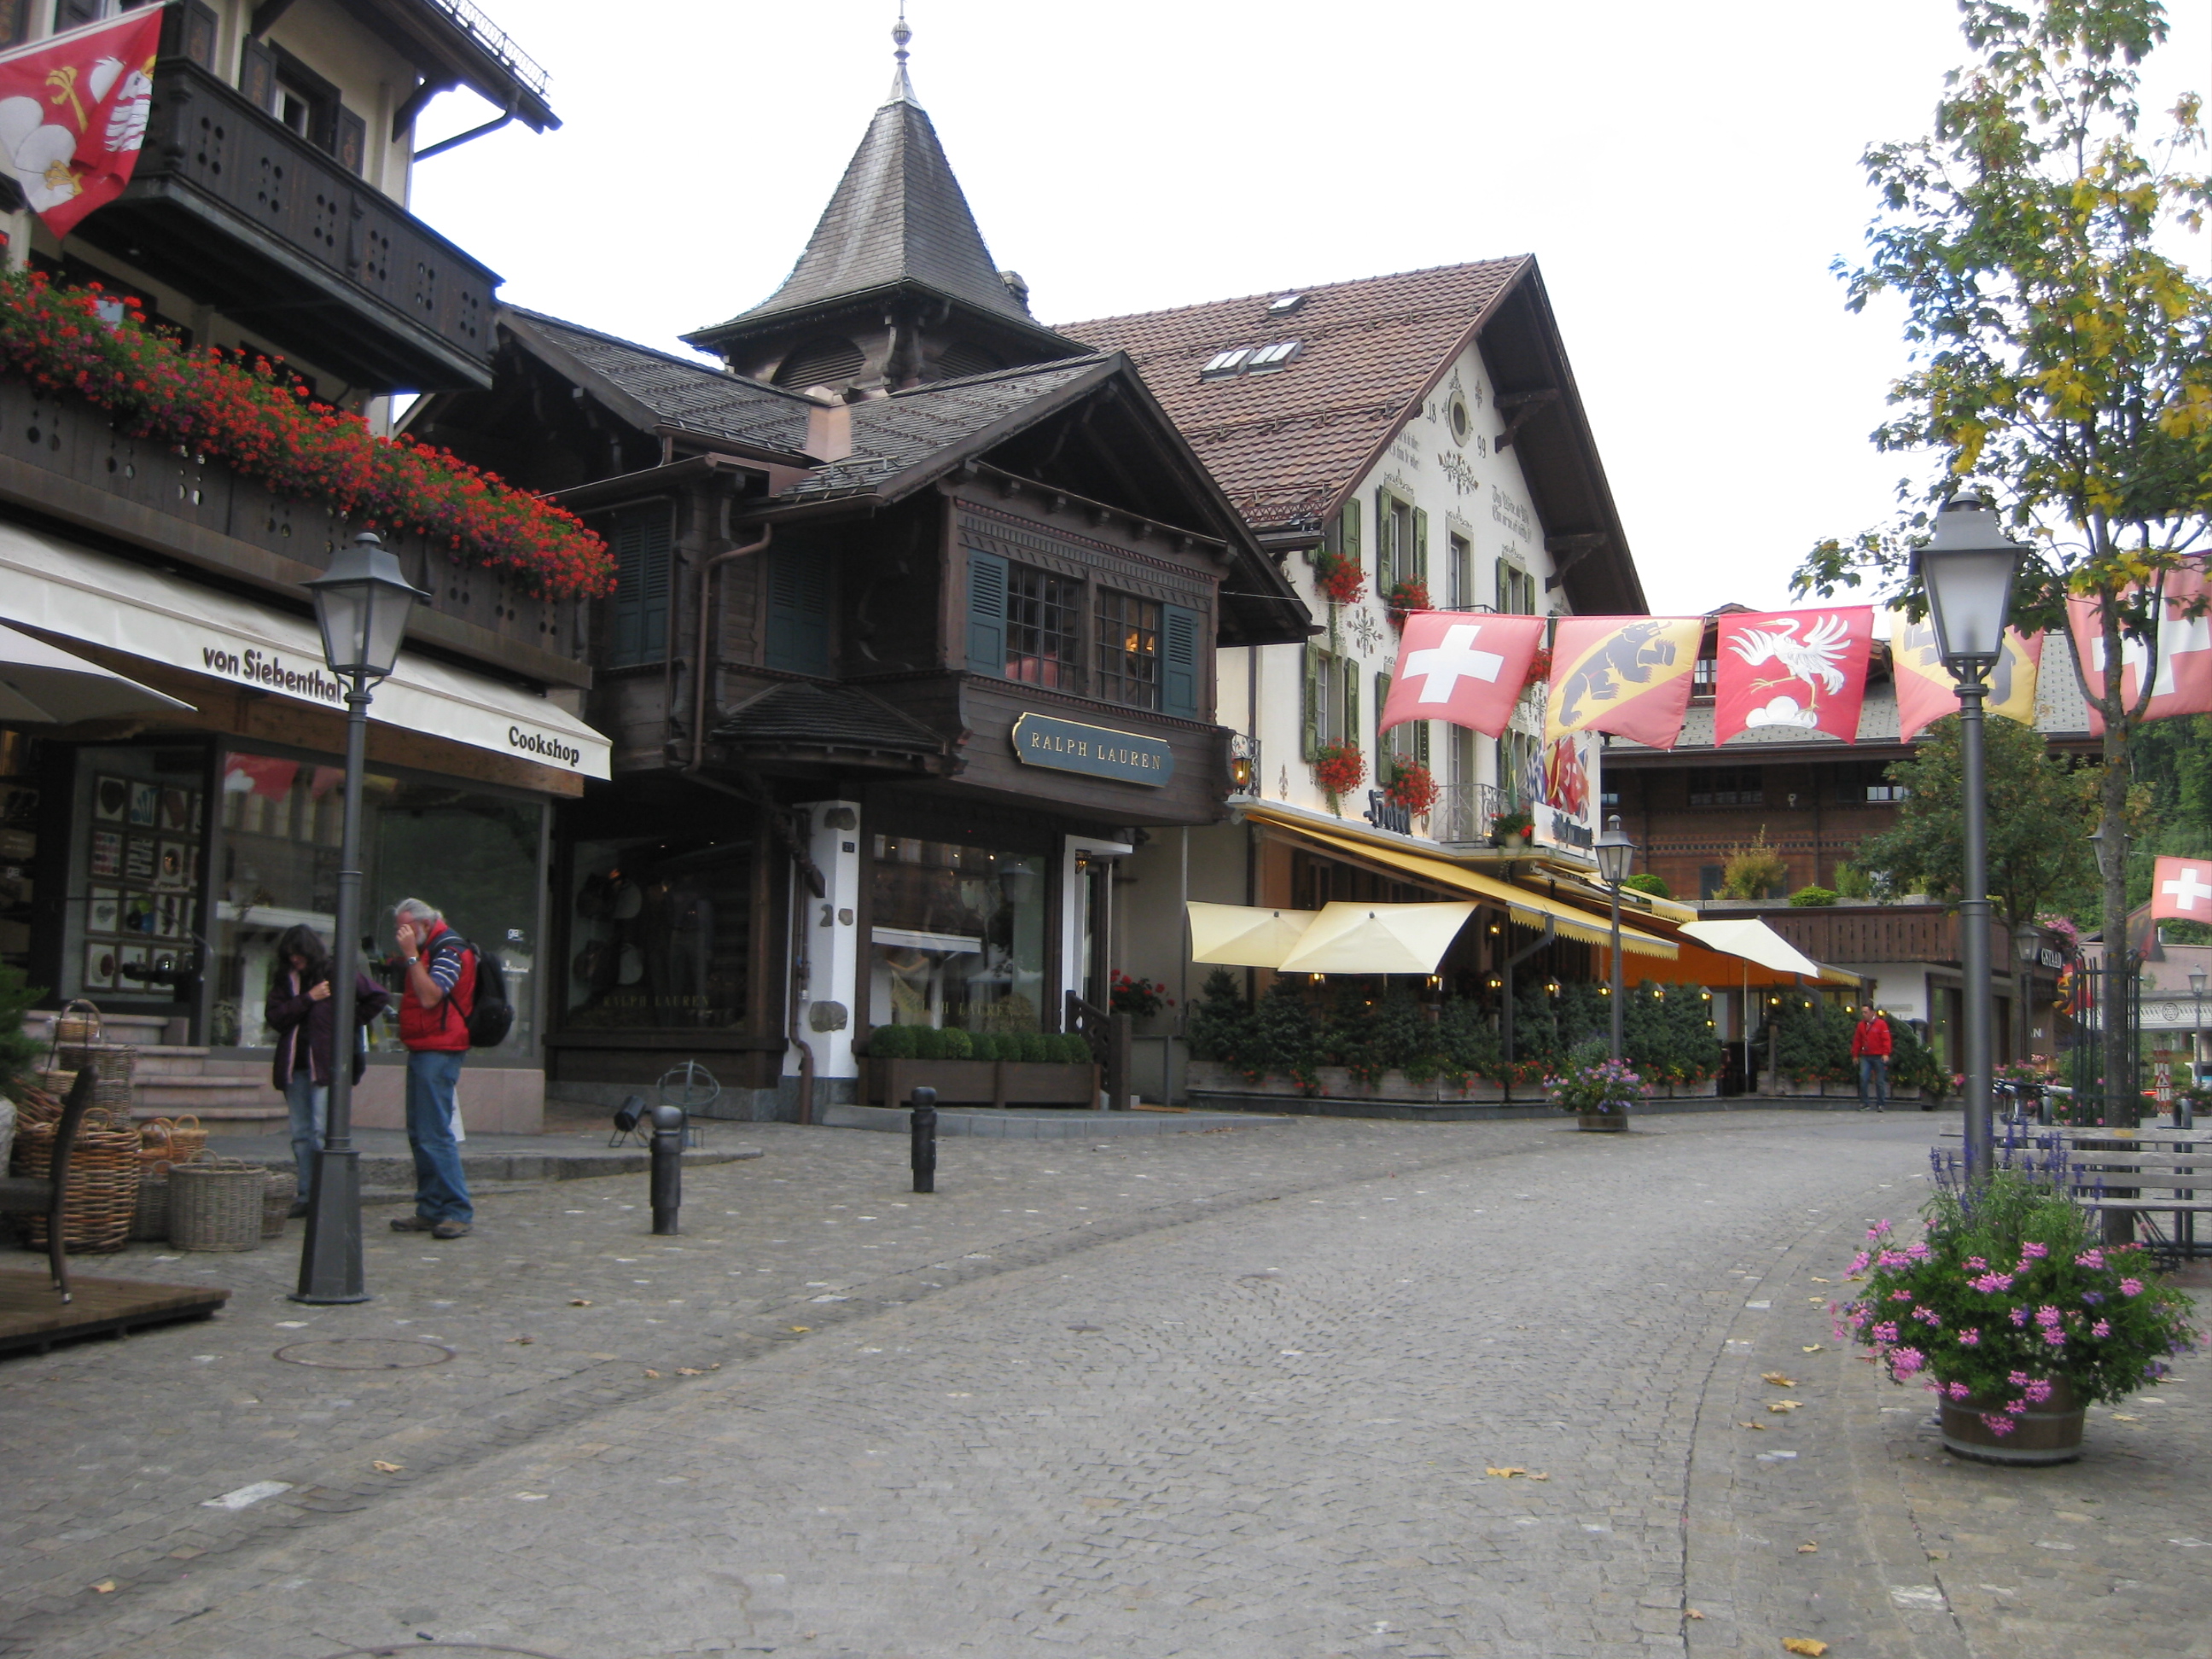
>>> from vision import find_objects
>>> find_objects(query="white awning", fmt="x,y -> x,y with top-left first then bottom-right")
0,521 -> 609,779
1679,919 -> 1831,979
0,620 -> 193,723
1275,902 -> 1478,975
1186,902 -> 1317,968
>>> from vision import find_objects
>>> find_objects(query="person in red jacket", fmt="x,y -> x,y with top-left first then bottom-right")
1851,1005 -> 1894,1112
391,897 -> 475,1238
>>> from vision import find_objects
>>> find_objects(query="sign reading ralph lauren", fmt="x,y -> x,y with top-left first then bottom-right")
1010,713 -> 1174,787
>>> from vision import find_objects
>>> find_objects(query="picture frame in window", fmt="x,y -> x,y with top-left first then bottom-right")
122,890 -> 156,936
86,886 -> 119,934
93,774 -> 128,822
127,781 -> 159,827
124,836 -> 155,881
154,839 -> 189,888
159,786 -> 190,831
83,940 -> 118,992
118,943 -> 151,984
90,829 -> 122,878
154,893 -> 183,940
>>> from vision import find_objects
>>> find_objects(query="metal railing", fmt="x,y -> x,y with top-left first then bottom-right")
417,0 -> 552,98
1431,780 -> 1520,846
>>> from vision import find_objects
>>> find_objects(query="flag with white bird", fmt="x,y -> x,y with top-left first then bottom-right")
1714,607 -> 1875,745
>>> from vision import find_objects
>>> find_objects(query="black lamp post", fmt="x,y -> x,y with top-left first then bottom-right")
294,532 -> 427,1305
1917,489 -> 2027,1184
1594,813 -> 1636,1063
2190,966 -> 2206,1130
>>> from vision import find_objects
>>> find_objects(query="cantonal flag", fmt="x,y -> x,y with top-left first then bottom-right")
1888,610 -> 2042,744
0,6 -> 165,241
2065,562 -> 2212,736
1542,616 -> 1703,749
1713,606 -> 1874,745
1377,611 -> 1546,740
2151,854 -> 2212,923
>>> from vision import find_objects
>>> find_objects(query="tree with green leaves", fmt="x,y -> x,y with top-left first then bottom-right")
1794,0 -> 2212,1120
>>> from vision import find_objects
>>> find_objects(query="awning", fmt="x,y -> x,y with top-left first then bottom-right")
0,521 -> 609,779
1275,902 -> 1476,975
0,621 -> 193,723
1186,901 -> 1316,969
1247,811 -> 1678,959
1679,919 -> 1861,987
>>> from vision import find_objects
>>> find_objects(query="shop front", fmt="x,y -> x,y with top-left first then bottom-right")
0,521 -> 608,1133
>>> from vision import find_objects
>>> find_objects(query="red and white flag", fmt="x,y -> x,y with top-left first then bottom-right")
2151,855 -> 2212,923
1377,612 -> 1546,740
2066,562 -> 2212,735
1713,607 -> 1875,745
0,7 -> 165,240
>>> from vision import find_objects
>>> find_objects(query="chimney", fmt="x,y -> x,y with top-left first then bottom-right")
802,391 -> 853,463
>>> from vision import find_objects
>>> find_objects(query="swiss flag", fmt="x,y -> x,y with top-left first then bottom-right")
1378,612 -> 1545,740
1713,607 -> 1874,745
2151,855 -> 2212,923
0,7 -> 165,240
2066,562 -> 2212,735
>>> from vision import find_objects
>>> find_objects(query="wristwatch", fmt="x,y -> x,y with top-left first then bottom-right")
405,955 -> 420,964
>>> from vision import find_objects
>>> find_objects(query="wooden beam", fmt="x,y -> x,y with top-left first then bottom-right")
248,0 -> 299,37
1543,532 -> 1610,591
1493,388 -> 1561,452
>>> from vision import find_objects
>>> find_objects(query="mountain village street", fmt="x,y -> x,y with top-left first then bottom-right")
1,1111 -> 2206,1659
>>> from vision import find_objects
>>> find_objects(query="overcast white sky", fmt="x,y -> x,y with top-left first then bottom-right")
407,1 -> 2209,616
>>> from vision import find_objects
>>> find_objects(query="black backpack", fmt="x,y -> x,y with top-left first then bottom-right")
431,932 -> 515,1049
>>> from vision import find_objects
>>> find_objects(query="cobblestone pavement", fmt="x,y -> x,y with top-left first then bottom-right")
1,1111 -> 2203,1659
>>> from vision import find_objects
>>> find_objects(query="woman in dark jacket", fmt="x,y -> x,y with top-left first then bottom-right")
265,924 -> 392,1214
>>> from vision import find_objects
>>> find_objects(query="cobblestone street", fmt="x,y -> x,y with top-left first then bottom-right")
1,1111 -> 2204,1659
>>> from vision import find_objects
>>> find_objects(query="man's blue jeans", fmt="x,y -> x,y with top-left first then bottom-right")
283,1071 -> 327,1200
1858,1055 -> 1889,1110
404,1048 -> 472,1224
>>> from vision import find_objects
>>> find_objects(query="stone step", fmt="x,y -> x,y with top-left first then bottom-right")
133,1104 -> 290,1134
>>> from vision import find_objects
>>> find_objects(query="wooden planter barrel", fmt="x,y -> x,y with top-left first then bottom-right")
1938,1379 -> 2085,1464
1577,1111 -> 1628,1132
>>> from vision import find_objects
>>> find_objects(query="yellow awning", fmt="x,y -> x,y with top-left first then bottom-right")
1253,815 -> 1679,959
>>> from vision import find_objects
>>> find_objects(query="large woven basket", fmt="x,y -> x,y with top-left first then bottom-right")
49,998 -> 102,1047
169,1160 -> 266,1252
130,1166 -> 171,1243
54,1042 -> 135,1085
11,1112 -> 140,1254
259,1179 -> 290,1238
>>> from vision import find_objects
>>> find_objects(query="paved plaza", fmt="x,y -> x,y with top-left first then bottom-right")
0,1111 -> 2205,1659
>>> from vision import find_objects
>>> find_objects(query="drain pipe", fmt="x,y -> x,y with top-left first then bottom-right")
690,521 -> 773,771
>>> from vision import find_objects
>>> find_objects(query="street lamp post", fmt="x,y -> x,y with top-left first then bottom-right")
294,533 -> 427,1306
1594,814 -> 1636,1063
1917,490 -> 2027,1186
2189,966 -> 2206,1132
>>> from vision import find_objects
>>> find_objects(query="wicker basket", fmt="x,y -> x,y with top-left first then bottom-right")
54,1042 -> 135,1085
260,1179 -> 291,1237
12,1113 -> 141,1254
169,1160 -> 266,1252
25,1075 -> 71,1122
50,998 -> 102,1047
130,1165 -> 171,1243
140,1115 -> 207,1167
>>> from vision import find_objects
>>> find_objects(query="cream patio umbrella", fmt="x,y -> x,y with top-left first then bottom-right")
1274,902 -> 1478,975
0,622 -> 191,724
1185,902 -> 1317,969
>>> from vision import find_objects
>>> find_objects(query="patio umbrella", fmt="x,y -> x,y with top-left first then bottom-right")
1275,902 -> 1478,975
0,622 -> 191,723
1186,902 -> 1317,969
1679,918 -> 1851,982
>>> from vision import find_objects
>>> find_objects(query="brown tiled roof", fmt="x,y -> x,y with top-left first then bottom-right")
1058,259 -> 1528,533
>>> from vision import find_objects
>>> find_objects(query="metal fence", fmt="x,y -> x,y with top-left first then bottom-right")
1430,780 -> 1518,846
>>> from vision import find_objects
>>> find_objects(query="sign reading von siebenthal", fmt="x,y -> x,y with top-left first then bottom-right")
1010,713 -> 1173,786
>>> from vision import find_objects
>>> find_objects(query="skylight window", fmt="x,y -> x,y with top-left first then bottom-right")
1268,294 -> 1306,314
1246,340 -> 1302,372
1201,347 -> 1254,379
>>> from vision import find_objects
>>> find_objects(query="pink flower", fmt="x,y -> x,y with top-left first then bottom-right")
1873,1322 -> 1900,1343
2010,1307 -> 2029,1326
2042,1328 -> 2067,1347
2023,1379 -> 2053,1404
1959,1329 -> 1981,1347
1890,1346 -> 1926,1377
1982,1413 -> 2016,1436
2093,1319 -> 2112,1338
1890,1289 -> 1916,1302
2121,1278 -> 2145,1297
2020,1242 -> 2049,1260
2005,1399 -> 2029,1414
1965,1256 -> 1989,1272
1946,1381 -> 1971,1400
2075,1249 -> 2105,1269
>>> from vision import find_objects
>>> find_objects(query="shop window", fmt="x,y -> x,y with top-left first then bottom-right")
205,749 -> 544,1058
1093,589 -> 1160,709
1004,562 -> 1080,689
565,836 -> 753,1031
605,504 -> 673,668
1447,532 -> 1473,608
63,744 -> 206,1015
1302,645 -> 1358,758
869,835 -> 1045,1032
1687,766 -> 1762,806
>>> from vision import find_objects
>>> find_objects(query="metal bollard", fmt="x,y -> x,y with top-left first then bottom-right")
910,1086 -> 937,1194
649,1102 -> 685,1234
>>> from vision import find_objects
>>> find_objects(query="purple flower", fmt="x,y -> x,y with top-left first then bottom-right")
1965,1255 -> 1989,1272
1906,1241 -> 1932,1260
2010,1307 -> 2030,1327
2021,1242 -> 2049,1260
2075,1249 -> 2105,1269
1873,1321 -> 1900,1343
2023,1379 -> 2053,1405
2082,1291 -> 2104,1305
1946,1381 -> 1971,1400
1890,1289 -> 1916,1303
1982,1413 -> 2016,1436
2093,1319 -> 2112,1338
2042,1328 -> 2067,1347
1891,1347 -> 1926,1377
2005,1399 -> 2029,1414
1959,1329 -> 1981,1347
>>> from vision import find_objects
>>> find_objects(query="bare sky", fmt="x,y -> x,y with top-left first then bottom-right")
408,1 -> 2210,617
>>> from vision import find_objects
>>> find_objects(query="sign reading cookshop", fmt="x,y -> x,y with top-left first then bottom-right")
1010,712 -> 1174,786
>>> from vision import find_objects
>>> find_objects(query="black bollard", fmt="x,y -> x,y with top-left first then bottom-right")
649,1102 -> 685,1234
910,1086 -> 937,1194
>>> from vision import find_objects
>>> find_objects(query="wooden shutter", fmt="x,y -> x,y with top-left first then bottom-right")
1341,498 -> 1360,567
335,105 -> 366,174
605,506 -> 672,667
162,0 -> 218,65
765,546 -> 832,675
1375,488 -> 1392,588
1301,643 -> 1320,760
963,550 -> 1007,678
239,36 -> 276,114
1412,508 -> 1429,582
1343,672 -> 1359,760
1415,719 -> 1430,768
1374,672 -> 1391,758
1161,604 -> 1200,720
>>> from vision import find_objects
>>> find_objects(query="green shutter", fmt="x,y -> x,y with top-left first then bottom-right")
1415,720 -> 1430,769
606,505 -> 672,668
1343,672 -> 1360,762
963,550 -> 1008,678
765,545 -> 832,675
1412,508 -> 1429,583
1375,488 -> 1392,588
1161,604 -> 1200,720
1301,643 -> 1320,760
1342,499 -> 1361,566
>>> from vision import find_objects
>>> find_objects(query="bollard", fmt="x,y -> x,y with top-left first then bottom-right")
649,1102 -> 685,1234
910,1086 -> 937,1194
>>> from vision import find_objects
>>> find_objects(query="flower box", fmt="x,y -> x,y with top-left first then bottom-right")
867,1058 -> 1100,1109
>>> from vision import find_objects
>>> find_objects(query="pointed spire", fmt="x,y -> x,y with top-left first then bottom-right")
888,4 -> 917,105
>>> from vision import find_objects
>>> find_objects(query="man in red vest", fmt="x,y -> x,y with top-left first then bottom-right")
391,897 -> 474,1238
1851,1005 -> 1894,1113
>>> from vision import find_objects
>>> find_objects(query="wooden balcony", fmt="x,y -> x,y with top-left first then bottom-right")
1729,903 -> 2025,969
73,57 -> 498,393
0,378 -> 586,687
